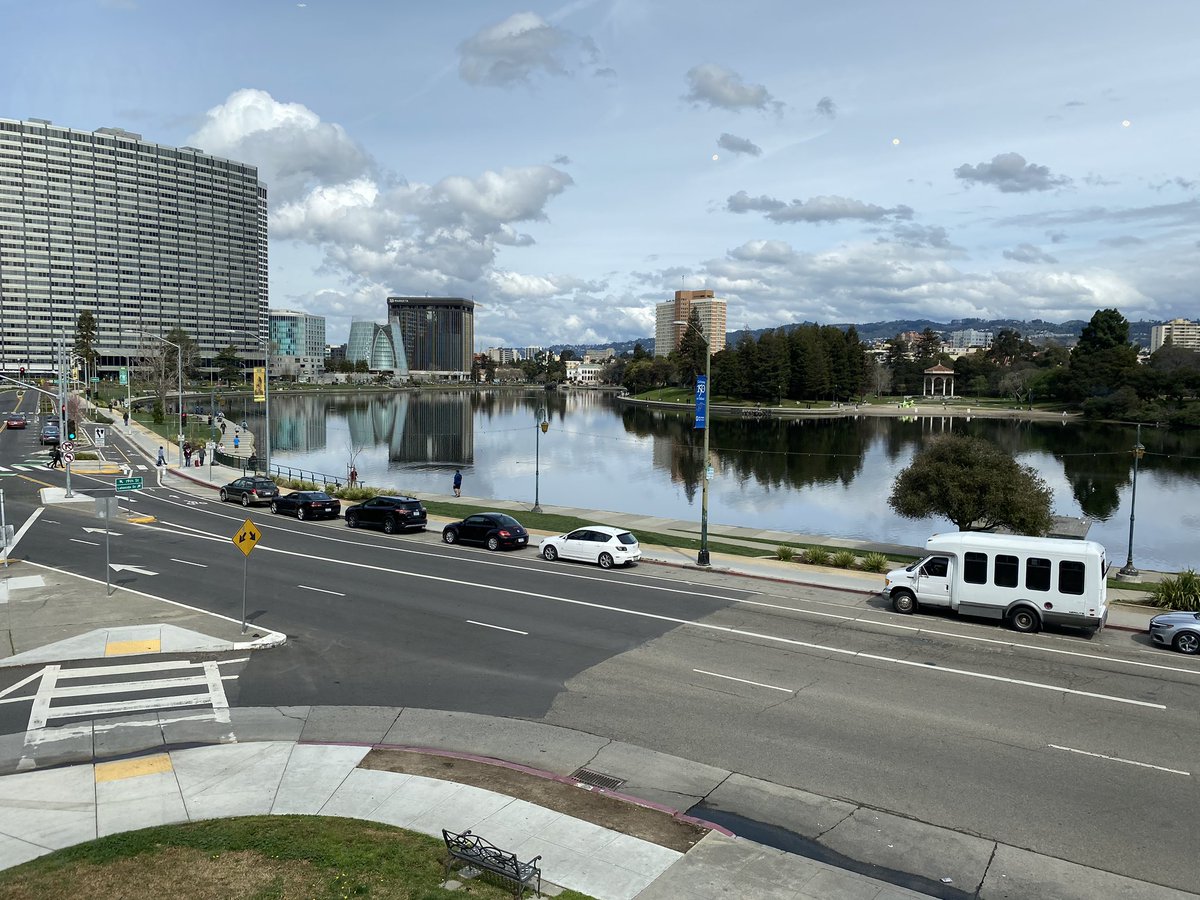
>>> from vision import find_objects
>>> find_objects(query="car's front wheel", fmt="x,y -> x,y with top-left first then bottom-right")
598,552 -> 614,569
542,545 -> 558,561
269,501 -> 279,514
443,529 -> 458,544
1175,632 -> 1200,655
486,535 -> 501,551
891,591 -> 917,614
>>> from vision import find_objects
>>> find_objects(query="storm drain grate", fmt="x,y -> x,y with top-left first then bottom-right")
570,767 -> 625,791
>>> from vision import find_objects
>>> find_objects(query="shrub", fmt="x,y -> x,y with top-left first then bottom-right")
802,546 -> 831,566
74,451 -> 98,460
333,486 -> 379,501
152,401 -> 164,425
861,552 -> 891,573
91,412 -> 113,425
831,550 -> 858,569
774,545 -> 796,561
1150,570 -> 1200,611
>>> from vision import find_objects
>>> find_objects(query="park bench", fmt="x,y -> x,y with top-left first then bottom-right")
442,828 -> 542,898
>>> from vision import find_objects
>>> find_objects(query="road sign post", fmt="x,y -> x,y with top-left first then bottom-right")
116,476 -> 142,516
232,518 -> 262,633
94,427 -> 106,447
95,495 -> 119,595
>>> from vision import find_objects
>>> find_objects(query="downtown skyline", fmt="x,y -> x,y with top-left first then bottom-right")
6,0 -> 1198,349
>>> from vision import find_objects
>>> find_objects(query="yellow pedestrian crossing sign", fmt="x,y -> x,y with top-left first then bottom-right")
233,518 -> 261,557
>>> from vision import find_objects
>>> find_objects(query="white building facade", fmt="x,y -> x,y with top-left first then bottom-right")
1151,318 -> 1200,353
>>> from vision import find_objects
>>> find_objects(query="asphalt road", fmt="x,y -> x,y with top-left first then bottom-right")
2,386 -> 1199,892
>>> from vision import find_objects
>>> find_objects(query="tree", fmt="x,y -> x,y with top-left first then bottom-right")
888,434 -> 1054,534
1061,309 -> 1139,404
631,342 -> 650,361
676,308 -> 707,387
74,310 -> 99,371
215,345 -> 242,385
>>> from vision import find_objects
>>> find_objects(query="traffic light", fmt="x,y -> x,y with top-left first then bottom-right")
67,419 -> 77,441
18,366 -> 24,376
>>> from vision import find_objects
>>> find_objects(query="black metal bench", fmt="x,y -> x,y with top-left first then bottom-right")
442,828 -> 542,898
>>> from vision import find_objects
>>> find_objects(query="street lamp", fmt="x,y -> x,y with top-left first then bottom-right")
532,406 -> 548,513
135,331 -> 184,467
1120,424 -> 1146,578
674,319 -> 712,567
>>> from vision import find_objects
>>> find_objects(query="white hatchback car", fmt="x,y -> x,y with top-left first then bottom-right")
540,526 -> 641,568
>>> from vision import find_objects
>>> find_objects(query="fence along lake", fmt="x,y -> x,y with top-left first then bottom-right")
244,388 -> 1200,573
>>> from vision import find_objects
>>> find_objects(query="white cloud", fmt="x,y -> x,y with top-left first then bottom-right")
727,191 -> 913,224
717,133 -> 762,156
457,12 -> 593,87
1003,243 -> 1058,264
954,152 -> 1071,193
684,63 -> 782,113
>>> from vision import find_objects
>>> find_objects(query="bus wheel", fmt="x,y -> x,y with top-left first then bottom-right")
891,591 -> 917,614
1008,607 -> 1040,633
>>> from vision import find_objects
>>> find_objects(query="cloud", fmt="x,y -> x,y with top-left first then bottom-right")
1099,235 -> 1145,248
1046,230 -> 1068,244
1083,172 -> 1118,187
1003,243 -> 1058,264
684,63 -> 782,113
884,223 -> 960,250
457,12 -> 593,86
189,89 -> 373,204
1149,176 -> 1197,191
727,191 -> 913,223
552,154 -> 571,166
954,152 -> 1071,193
815,96 -> 836,119
728,240 -> 796,265
1063,100 -> 1085,108
716,133 -> 762,156
1001,198 -> 1200,229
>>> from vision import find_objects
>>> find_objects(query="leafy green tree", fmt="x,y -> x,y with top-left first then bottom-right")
1061,309 -> 1139,404
215,345 -> 242,385
163,327 -> 199,379
888,434 -> 1055,534
632,342 -> 650,361
676,308 -> 707,387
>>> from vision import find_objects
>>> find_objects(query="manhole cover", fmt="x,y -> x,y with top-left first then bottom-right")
570,767 -> 625,791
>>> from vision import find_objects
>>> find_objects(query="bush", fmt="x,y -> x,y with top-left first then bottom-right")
152,401 -> 164,424
74,451 -> 98,460
91,412 -> 113,425
802,546 -> 831,566
861,552 -> 891,573
831,550 -> 858,569
1150,570 -> 1200,611
774,545 -> 796,561
333,486 -> 380,501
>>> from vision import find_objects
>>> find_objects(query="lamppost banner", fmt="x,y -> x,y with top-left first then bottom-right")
253,366 -> 266,402
694,375 -> 708,429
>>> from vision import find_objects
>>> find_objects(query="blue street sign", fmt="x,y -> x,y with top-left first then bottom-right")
694,375 -> 708,429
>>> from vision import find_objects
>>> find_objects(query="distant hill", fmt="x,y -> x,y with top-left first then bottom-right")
548,318 -> 1157,356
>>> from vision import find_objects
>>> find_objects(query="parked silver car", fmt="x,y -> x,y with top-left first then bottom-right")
1148,611 -> 1200,655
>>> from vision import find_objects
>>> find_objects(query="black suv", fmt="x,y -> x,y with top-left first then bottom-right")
344,496 -> 427,534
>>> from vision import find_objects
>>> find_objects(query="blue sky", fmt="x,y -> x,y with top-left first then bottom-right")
6,0 -> 1199,347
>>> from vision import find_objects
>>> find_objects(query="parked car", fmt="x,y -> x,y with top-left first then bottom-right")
1149,611 -> 1200,655
39,425 -> 60,445
270,490 -> 340,521
540,526 -> 641,569
5,413 -> 27,429
442,512 -> 529,551
219,476 -> 279,507
344,495 -> 427,533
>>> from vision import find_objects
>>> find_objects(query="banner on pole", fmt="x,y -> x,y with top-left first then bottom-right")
119,366 -> 128,386
253,367 -> 266,402
694,375 -> 708,430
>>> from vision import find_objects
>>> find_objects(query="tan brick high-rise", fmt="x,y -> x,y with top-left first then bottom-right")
654,290 -> 728,356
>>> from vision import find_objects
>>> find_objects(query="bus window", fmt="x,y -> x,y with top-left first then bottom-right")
1059,560 -> 1086,595
1026,557 -> 1051,591
994,554 -> 1019,588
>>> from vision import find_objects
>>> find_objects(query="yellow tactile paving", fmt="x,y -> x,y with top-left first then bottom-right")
127,516 -> 157,524
105,638 -> 161,656
95,753 -> 173,783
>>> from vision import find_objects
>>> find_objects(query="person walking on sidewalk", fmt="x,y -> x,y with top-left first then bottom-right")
453,468 -> 462,497
47,445 -> 63,469
183,441 -> 192,467
123,411 -> 129,427
233,434 -> 240,451
349,466 -> 358,487
198,445 -> 206,467
157,446 -> 166,466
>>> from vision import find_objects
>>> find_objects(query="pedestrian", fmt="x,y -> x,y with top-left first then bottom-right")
47,446 -> 62,469
198,445 -> 206,467
123,411 -> 129,427
233,434 -> 240,451
157,446 -> 166,466
349,466 -> 358,487
220,421 -> 226,435
247,451 -> 258,471
453,468 -> 462,497
183,441 -> 192,466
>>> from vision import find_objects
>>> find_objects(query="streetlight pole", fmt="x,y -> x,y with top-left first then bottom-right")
533,406 -> 547,513
674,319 -> 712,567
1120,424 -> 1145,578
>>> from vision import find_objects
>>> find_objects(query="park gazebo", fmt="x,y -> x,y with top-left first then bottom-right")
923,363 -> 956,397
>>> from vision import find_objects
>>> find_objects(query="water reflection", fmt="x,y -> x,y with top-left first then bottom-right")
248,390 -> 1199,570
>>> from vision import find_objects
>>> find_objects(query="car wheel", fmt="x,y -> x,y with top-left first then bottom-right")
486,535 -> 501,551
1175,632 -> 1200,655
346,512 -> 358,528
1008,607 -> 1040,633
297,508 -> 306,521
269,501 -> 278,514
598,552 -> 614,569
891,591 -> 917,614
443,529 -> 458,544
219,489 -> 228,502
542,545 -> 558,561
241,493 -> 251,507
383,516 -> 396,535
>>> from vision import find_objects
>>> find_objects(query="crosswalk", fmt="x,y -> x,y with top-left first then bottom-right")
2,657 -> 244,748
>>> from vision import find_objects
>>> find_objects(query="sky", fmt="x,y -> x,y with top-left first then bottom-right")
5,0 -> 1199,348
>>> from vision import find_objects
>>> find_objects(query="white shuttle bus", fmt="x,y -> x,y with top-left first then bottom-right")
882,532 -> 1108,634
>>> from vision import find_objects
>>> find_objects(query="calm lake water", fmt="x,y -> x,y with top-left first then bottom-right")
241,389 -> 1200,572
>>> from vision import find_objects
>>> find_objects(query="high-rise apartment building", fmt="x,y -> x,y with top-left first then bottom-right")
654,289 -> 727,357
1151,318 -> 1200,353
0,117 -> 267,375
387,296 -> 475,377
268,309 -> 326,380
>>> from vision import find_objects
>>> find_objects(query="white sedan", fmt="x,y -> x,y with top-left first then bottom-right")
539,526 -> 642,568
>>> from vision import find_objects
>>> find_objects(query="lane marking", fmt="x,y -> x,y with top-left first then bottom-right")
1,507 -> 42,563
298,584 -> 345,597
467,620 -> 529,635
143,520 -> 1165,710
1048,744 -> 1190,776
170,558 -> 208,568
69,538 -> 99,546
693,668 -> 792,693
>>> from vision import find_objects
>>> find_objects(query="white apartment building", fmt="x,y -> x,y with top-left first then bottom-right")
1151,318 -> 1200,353
0,117 -> 267,376
654,290 -> 728,357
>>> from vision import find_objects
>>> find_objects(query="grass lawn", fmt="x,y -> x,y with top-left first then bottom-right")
0,816 -> 594,900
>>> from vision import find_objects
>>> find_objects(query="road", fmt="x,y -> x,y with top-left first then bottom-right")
2,385 -> 1198,892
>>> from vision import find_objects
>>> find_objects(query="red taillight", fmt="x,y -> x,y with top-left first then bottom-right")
498,529 -> 511,537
